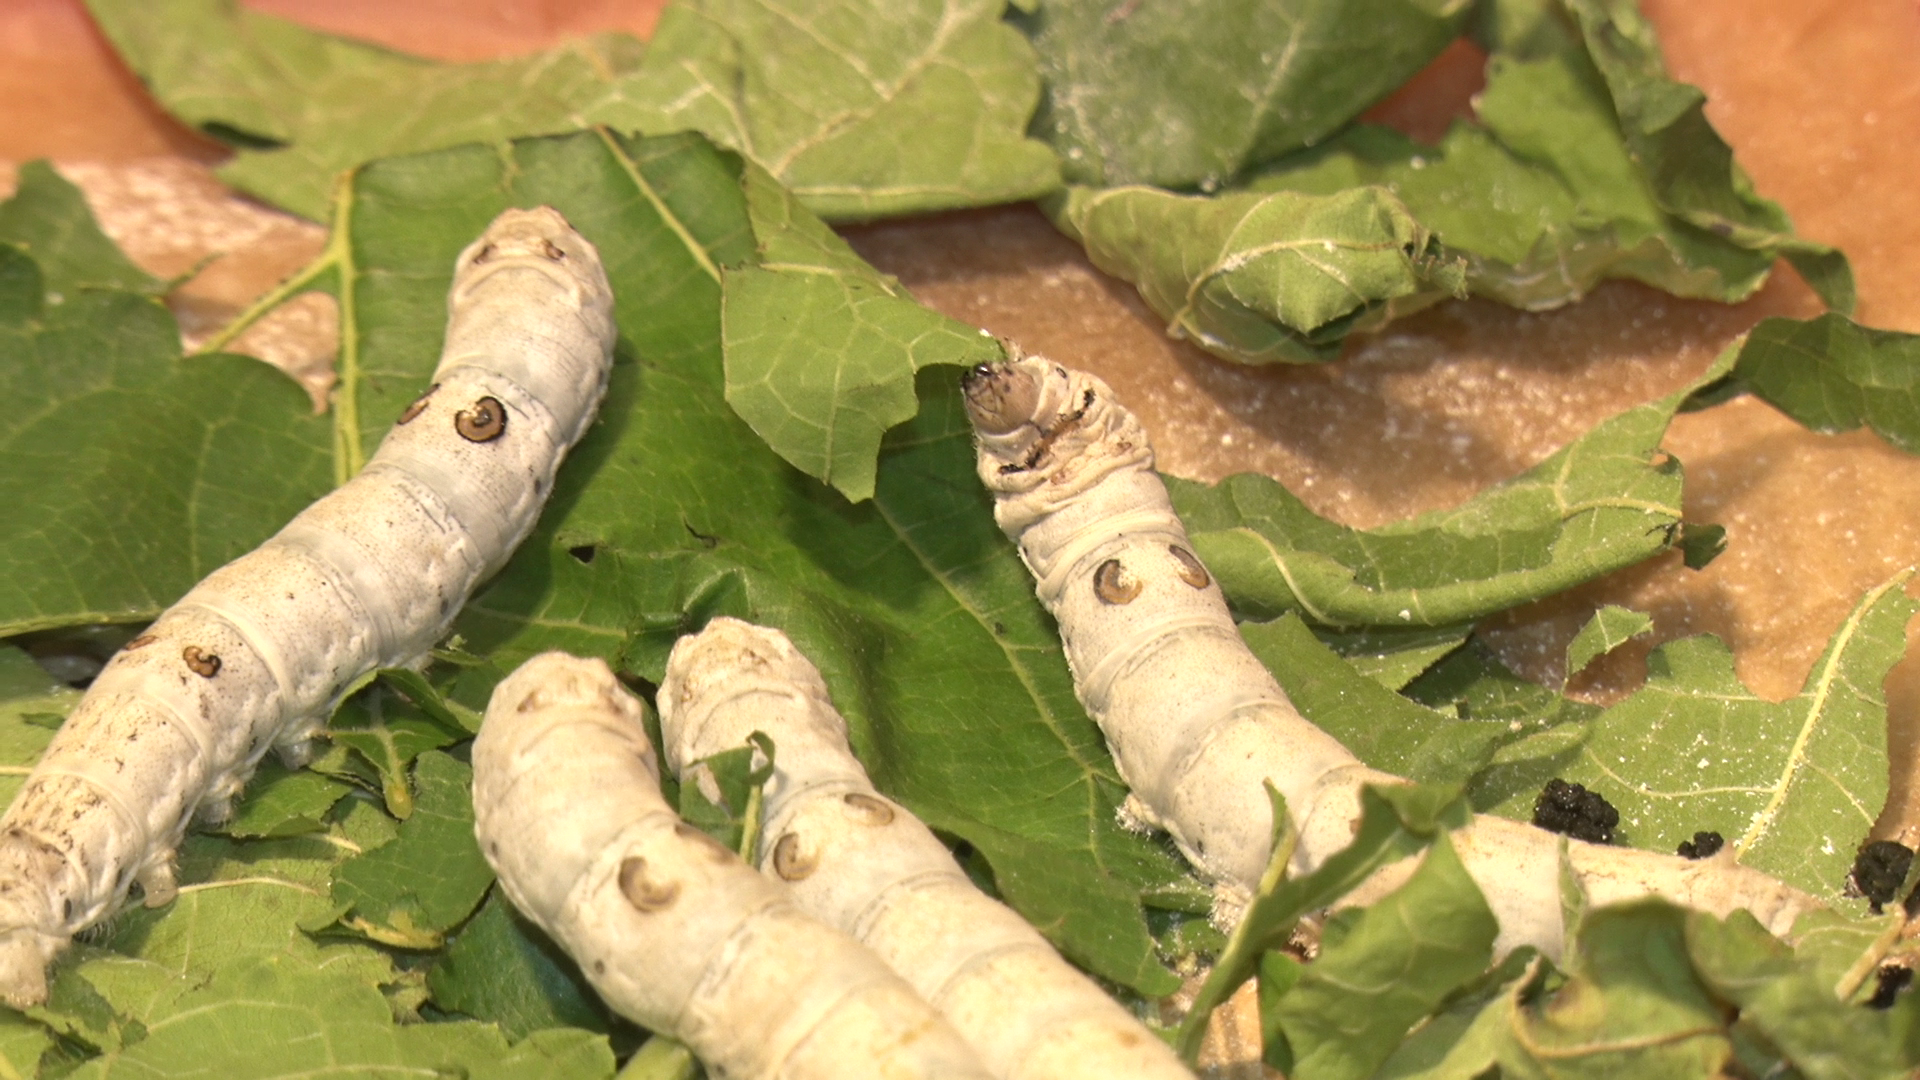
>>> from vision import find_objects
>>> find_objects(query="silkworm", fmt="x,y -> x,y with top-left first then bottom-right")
472,652 -> 994,1080
0,206 -> 617,1007
962,352 -> 1818,959
659,618 -> 1195,1080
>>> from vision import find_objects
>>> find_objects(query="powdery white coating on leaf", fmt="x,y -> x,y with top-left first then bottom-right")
0,207 -> 617,1008
964,352 -> 1821,959
659,617 -> 1195,1080
472,652 -> 995,1080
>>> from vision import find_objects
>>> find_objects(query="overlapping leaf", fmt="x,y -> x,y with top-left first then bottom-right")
1554,571 -> 1917,899
1015,0 -> 1472,189
0,169 -> 332,638
225,128 -> 1182,993
1052,183 -> 1464,364
86,0 -> 1058,223
722,163 -> 1003,499
1170,358 -> 1710,626
1725,314 -> 1920,453
329,751 -> 494,948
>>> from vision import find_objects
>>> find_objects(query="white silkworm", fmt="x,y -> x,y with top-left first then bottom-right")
659,618 -> 1195,1080
0,207 -> 617,1007
962,353 -> 1818,959
471,652 -> 995,1080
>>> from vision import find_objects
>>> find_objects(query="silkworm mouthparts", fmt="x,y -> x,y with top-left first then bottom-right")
961,362 -> 1042,436
1093,559 -> 1142,605
617,855 -> 681,912
455,397 -> 507,442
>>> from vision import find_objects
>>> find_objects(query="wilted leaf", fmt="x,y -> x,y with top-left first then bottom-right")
1373,951 -> 1541,1080
1273,834 -> 1499,1080
1557,570 -> 1916,898
722,163 -> 1003,499
1171,358 -> 1713,626
602,0 -> 1060,220
1685,909 -> 1906,1080
1016,0 -> 1470,189
330,751 -> 493,948
1565,605 -> 1653,678
87,0 -> 1058,222
1726,314 -> 1920,453
1051,183 -> 1463,364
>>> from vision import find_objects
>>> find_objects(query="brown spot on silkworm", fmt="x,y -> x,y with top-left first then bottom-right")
594,960 -> 606,975
771,833 -> 817,881
398,383 -> 440,425
541,239 -> 566,261
471,243 -> 497,265
182,647 -> 221,678
455,396 -> 506,442
1169,545 -> 1211,589
125,635 -> 157,651
843,792 -> 895,826
617,856 -> 680,912
1093,559 -> 1142,605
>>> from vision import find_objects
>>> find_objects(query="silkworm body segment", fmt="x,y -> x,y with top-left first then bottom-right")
473,653 -> 994,1080
0,207 -> 617,1006
964,354 -> 1817,958
659,618 -> 1195,1080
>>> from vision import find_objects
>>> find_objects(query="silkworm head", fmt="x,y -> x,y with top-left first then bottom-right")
455,397 -> 507,442
962,362 -> 1044,436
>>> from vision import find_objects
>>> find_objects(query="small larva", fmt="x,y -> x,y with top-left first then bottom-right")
472,652 -> 994,1080
963,353 -> 1818,960
659,618 -> 1195,1080
0,207 -> 617,1007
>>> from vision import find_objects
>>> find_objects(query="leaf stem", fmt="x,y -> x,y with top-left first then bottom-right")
616,1036 -> 698,1080
328,170 -> 367,484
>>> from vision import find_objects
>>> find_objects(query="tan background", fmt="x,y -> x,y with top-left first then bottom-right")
2,0 -> 1918,841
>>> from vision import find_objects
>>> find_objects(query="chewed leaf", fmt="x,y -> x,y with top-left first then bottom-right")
1557,570 -> 1917,899
215,759 -> 351,838
1727,314 -> 1920,453
722,164 -> 1003,499
1172,361 -> 1711,627
1052,183 -> 1463,365
330,752 -> 493,948
1016,0 -> 1469,189
1566,605 -> 1654,679
427,891 -> 610,1040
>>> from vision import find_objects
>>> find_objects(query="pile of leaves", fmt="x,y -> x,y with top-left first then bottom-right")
2,0 -> 1920,1075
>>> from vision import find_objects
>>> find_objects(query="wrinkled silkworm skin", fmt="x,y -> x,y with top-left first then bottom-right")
473,653 -> 994,1080
659,619 -> 1195,1080
963,354 -> 1819,959
0,207 -> 616,1008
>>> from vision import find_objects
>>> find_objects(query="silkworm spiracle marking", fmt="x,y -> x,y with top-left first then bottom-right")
1168,544 -> 1211,589
617,856 -> 681,912
1092,559 -> 1141,605
454,396 -> 507,442
0,206 -> 617,1008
